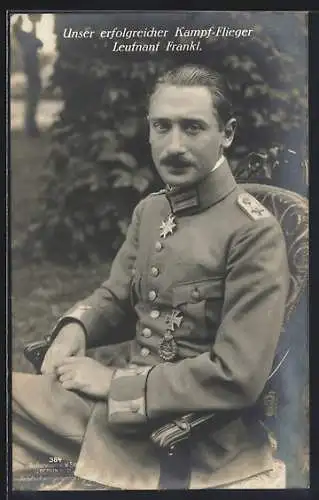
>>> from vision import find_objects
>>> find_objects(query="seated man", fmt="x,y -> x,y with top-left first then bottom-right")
13,64 -> 289,490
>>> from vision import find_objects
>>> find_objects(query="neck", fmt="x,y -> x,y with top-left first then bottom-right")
210,154 -> 225,173
165,157 -> 237,215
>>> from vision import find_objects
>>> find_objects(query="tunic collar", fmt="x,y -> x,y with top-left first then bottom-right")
165,157 -> 237,215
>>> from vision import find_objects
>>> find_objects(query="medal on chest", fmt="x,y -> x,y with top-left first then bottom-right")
157,211 -> 180,360
159,213 -> 177,239
158,332 -> 178,361
158,309 -> 183,361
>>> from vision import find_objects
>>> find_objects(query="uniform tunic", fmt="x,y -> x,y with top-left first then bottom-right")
13,158 -> 289,489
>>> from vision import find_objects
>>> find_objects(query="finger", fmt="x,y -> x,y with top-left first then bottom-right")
41,345 -> 69,373
58,372 -> 74,383
41,364 -> 55,375
41,352 -> 56,374
55,358 -> 80,370
51,352 -> 81,371
42,359 -> 62,375
60,379 -> 81,391
55,364 -> 73,376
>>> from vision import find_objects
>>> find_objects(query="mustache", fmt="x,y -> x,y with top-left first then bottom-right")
160,154 -> 194,167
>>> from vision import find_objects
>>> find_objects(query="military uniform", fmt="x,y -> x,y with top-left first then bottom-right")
13,158 -> 289,489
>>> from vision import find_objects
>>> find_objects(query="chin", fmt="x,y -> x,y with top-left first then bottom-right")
158,169 -> 200,189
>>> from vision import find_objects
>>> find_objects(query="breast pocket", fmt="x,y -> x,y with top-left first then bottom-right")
172,278 -> 225,335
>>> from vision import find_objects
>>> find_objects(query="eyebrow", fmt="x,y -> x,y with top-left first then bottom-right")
148,116 -> 209,125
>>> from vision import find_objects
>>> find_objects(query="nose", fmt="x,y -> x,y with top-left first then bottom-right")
166,126 -> 186,155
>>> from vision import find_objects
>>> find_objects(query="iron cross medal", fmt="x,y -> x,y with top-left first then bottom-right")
165,309 -> 183,331
159,213 -> 177,239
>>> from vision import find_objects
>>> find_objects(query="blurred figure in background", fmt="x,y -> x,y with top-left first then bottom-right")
12,14 -> 43,137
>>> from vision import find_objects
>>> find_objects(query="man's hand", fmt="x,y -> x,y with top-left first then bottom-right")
41,322 -> 86,375
55,357 -> 114,400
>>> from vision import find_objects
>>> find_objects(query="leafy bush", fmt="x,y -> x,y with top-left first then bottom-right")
22,11 -> 307,263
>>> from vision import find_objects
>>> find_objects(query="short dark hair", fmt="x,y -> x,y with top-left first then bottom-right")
149,64 -> 234,130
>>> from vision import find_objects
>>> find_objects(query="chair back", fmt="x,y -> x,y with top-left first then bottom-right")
242,183 -> 308,323
242,183 -> 309,485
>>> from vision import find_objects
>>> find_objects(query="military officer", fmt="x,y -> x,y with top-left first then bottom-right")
13,64 -> 289,489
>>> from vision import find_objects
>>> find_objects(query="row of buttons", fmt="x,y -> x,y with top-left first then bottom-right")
148,287 -> 202,303
150,242 -> 161,296
138,240 -> 163,359
132,242 -> 162,304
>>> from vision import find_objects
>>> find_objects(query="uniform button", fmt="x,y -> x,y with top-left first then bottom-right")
151,267 -> 159,277
142,327 -> 152,338
155,241 -> 163,252
130,402 -> 140,413
148,290 -> 157,301
150,309 -> 160,319
191,288 -> 201,300
141,347 -> 150,357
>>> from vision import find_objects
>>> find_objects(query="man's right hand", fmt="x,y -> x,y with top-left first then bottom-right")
41,322 -> 86,375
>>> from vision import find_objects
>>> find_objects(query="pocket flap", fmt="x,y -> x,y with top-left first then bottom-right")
172,279 -> 224,306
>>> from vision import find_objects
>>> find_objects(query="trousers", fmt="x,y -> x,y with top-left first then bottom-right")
12,372 -> 93,471
12,371 -> 286,490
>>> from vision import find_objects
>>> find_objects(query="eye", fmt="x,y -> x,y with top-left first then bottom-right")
152,121 -> 170,133
184,123 -> 204,135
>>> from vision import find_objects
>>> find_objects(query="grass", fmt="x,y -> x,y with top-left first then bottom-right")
11,131 -> 110,372
11,131 -> 51,243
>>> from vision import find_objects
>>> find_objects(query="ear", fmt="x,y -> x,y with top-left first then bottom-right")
221,118 -> 236,149
146,115 -> 151,143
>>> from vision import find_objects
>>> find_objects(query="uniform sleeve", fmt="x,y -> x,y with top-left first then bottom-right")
50,199 -> 145,348
108,217 -> 289,425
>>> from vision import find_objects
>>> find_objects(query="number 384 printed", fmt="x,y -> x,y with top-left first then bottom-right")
48,456 -> 75,466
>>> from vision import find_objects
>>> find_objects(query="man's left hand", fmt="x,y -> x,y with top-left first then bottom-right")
55,357 -> 115,400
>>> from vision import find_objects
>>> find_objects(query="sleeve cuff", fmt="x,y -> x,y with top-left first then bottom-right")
49,304 -> 91,340
108,366 -> 154,425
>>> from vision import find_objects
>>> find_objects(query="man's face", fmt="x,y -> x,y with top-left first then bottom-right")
148,84 -> 235,188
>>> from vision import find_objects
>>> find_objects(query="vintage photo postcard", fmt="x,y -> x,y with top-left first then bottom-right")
9,10 -> 308,491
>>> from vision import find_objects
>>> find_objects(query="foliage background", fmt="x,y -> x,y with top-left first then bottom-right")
17,11 -> 308,264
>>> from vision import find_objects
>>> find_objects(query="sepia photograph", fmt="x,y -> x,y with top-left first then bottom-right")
10,11 -> 308,491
